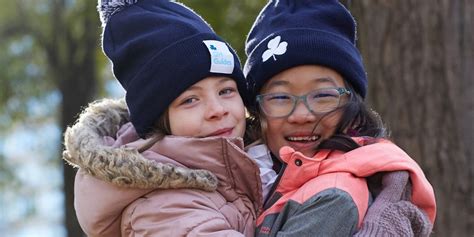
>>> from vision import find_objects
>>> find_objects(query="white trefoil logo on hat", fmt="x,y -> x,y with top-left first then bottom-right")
262,36 -> 287,62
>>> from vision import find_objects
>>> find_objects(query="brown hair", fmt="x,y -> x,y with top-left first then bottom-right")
137,109 -> 172,153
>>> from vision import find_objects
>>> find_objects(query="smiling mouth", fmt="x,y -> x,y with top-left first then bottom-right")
207,128 -> 234,137
286,135 -> 321,142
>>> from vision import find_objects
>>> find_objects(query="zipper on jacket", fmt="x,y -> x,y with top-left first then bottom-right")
262,162 -> 287,210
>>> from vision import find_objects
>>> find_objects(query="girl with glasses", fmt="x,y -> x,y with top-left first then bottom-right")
243,0 -> 436,236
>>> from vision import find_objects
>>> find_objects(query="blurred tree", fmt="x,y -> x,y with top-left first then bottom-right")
347,0 -> 474,235
0,0 -> 101,236
181,0 -> 267,62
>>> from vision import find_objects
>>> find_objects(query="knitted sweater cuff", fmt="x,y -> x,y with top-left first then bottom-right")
354,222 -> 393,237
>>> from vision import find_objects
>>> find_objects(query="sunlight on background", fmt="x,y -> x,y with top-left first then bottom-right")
0,80 -> 124,236
0,92 -> 64,236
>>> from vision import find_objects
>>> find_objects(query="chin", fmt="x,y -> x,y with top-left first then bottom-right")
301,149 -> 317,157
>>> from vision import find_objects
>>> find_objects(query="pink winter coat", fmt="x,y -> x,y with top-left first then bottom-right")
63,99 -> 263,237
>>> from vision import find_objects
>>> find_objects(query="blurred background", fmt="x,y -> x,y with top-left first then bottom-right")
0,0 -> 472,236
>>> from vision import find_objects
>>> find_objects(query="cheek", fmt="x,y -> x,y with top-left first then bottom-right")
168,116 -> 182,135
265,119 -> 285,156
228,98 -> 246,135
236,103 -> 246,120
234,109 -> 246,137
230,97 -> 246,116
168,110 -> 200,136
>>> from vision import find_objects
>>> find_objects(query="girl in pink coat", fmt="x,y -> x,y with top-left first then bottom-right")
63,0 -> 262,236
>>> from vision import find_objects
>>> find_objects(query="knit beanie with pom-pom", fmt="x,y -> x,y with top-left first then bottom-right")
98,0 -> 247,138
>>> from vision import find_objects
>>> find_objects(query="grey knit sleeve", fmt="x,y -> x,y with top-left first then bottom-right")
354,171 -> 433,237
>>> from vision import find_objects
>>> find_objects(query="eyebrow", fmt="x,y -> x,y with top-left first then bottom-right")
217,77 -> 234,84
186,77 -> 235,91
265,77 -> 336,90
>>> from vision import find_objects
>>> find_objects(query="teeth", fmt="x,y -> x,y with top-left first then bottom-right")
287,136 -> 320,142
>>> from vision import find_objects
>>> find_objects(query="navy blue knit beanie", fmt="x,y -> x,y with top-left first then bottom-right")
244,0 -> 367,105
98,0 -> 247,138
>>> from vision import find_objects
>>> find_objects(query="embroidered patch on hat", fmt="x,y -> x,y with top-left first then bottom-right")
262,36 -> 287,62
203,40 -> 234,74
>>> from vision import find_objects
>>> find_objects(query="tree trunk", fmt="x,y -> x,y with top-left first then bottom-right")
49,1 -> 100,236
58,53 -> 98,236
59,66 -> 96,237
348,0 -> 474,235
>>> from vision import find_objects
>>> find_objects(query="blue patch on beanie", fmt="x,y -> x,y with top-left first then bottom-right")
244,0 -> 368,105
98,0 -> 247,138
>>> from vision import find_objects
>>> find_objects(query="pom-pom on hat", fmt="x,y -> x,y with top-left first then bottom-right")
98,0 -> 247,138
244,0 -> 368,105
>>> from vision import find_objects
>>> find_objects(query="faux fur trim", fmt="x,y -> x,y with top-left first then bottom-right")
62,98 -> 217,191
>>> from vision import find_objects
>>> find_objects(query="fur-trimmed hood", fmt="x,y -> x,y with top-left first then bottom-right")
66,98 -> 263,236
63,98 -> 218,191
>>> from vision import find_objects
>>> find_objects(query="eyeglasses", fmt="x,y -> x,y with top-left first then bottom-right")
256,87 -> 351,118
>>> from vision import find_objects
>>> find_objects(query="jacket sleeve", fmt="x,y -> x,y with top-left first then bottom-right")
268,189 -> 359,236
74,169 -> 154,237
123,189 -> 247,237
354,171 -> 432,237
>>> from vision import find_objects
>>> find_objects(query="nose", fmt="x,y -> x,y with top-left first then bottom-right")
205,96 -> 228,120
287,100 -> 316,124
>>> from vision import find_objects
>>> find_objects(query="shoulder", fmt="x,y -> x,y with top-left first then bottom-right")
260,188 -> 359,236
297,172 -> 368,203
127,188 -> 225,212
122,189 -> 242,236
74,170 -> 153,237
295,189 -> 360,235
301,188 -> 360,213
280,187 -> 360,217
290,179 -> 367,228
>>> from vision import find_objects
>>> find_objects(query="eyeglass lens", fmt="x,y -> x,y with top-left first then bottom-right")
259,88 -> 345,117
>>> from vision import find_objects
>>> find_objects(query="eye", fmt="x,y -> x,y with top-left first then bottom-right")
313,93 -> 336,98
179,97 -> 198,106
267,94 -> 291,101
219,87 -> 237,96
311,89 -> 338,99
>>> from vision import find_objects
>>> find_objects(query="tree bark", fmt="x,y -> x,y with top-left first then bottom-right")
348,0 -> 474,235
59,64 -> 96,237
48,1 -> 100,236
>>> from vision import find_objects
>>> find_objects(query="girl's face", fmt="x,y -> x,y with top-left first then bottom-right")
260,65 -> 347,158
168,76 -> 246,138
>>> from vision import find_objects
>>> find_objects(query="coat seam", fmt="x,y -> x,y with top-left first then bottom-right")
222,139 -> 236,189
